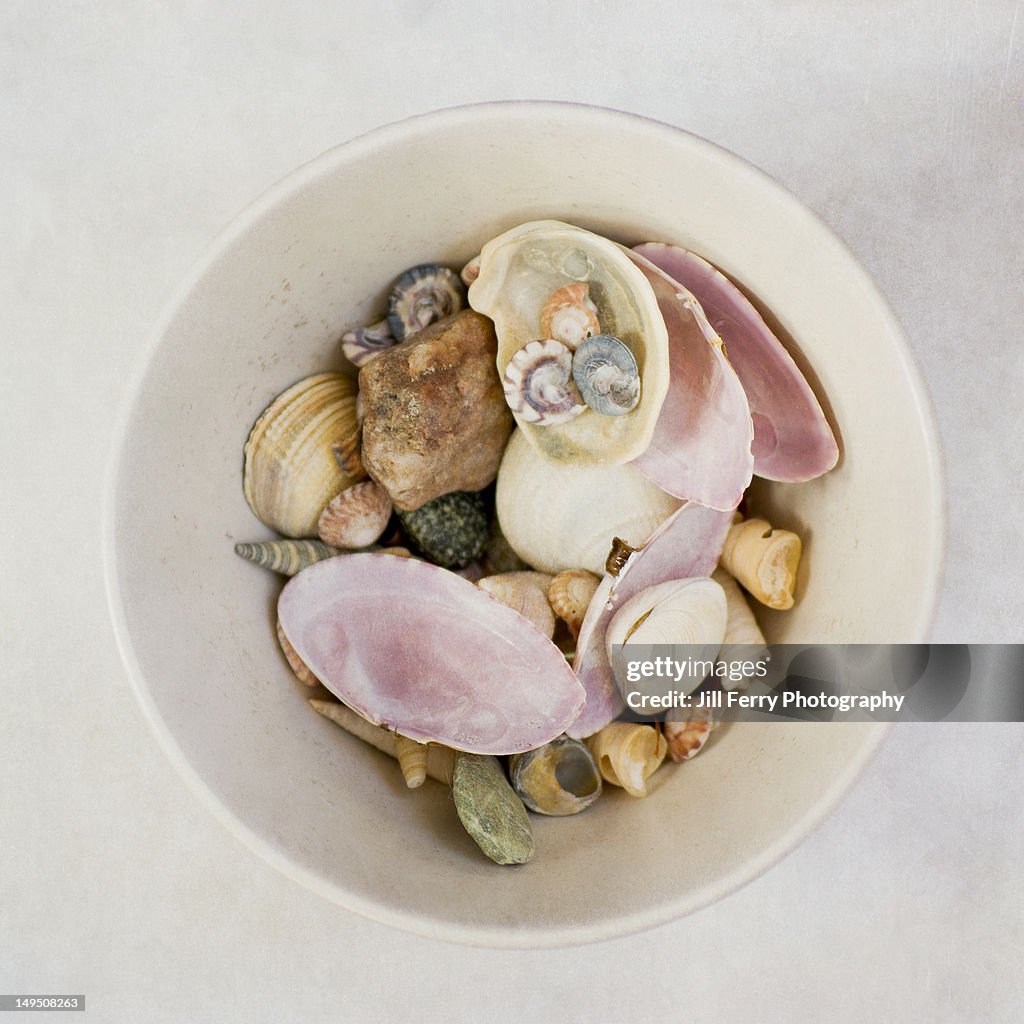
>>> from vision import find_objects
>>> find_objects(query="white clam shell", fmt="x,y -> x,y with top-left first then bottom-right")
496,429 -> 682,576
605,577 -> 727,692
468,220 -> 669,466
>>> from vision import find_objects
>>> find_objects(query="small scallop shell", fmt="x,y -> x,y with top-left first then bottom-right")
341,317 -> 395,367
572,335 -> 640,417
276,618 -> 320,686
586,723 -> 668,798
548,569 -> 600,640
501,339 -> 587,426
477,571 -> 556,638
317,481 -> 393,549
243,373 -> 363,537
509,736 -> 602,815
664,707 -> 715,762
387,264 -> 465,341
234,539 -> 341,576
539,283 -> 601,350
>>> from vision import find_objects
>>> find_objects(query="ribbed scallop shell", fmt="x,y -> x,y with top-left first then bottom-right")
495,428 -> 682,575
477,571 -> 556,638
243,373 -> 363,538
548,569 -> 600,640
317,481 -> 393,549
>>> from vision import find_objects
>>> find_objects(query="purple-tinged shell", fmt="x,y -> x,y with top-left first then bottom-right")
625,249 -> 753,511
566,503 -> 734,739
502,339 -> 586,425
341,318 -> 396,368
387,264 -> 465,341
278,553 -> 585,754
634,243 -> 839,483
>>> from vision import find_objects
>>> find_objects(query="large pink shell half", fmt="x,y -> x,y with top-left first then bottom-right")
625,249 -> 753,511
566,503 -> 734,739
634,243 -> 839,483
278,554 -> 585,754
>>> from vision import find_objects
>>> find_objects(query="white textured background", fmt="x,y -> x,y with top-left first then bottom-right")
3,2 -> 1022,1021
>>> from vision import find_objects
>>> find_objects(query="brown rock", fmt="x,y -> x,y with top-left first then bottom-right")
359,310 -> 514,511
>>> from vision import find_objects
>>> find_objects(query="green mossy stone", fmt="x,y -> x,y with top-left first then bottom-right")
396,491 -> 489,569
452,752 -> 535,865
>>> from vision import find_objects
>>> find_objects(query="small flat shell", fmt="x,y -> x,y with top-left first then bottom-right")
502,339 -> 586,425
468,220 -> 669,465
625,249 -> 753,510
453,752 -> 534,865
567,503 -> 734,740
572,335 -> 640,417
278,554 -> 585,754
634,243 -> 839,482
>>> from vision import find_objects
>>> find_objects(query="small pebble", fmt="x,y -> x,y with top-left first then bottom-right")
452,752 -> 534,865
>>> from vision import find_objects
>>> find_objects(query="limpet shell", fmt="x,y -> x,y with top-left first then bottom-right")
548,569 -> 600,641
234,538 -> 341,576
317,481 -> 393,549
509,736 -> 602,816
495,428 -> 682,576
468,220 -> 669,465
243,373 -> 362,538
539,282 -> 600,350
387,263 -> 465,341
396,491 -> 489,569
477,571 -> 556,639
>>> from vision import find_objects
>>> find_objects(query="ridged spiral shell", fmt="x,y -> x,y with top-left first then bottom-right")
243,373 -> 363,538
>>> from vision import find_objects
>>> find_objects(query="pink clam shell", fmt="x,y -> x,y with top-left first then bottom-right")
278,553 -> 584,754
567,503 -> 734,740
634,243 -> 839,483
625,248 -> 754,511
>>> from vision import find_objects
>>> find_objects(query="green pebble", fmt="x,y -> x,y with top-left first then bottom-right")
452,752 -> 535,865
396,491 -> 489,569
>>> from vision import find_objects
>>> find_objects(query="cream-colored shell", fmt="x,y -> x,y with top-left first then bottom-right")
548,569 -> 600,640
720,516 -> 802,610
664,711 -> 715,762
496,428 -> 682,575
712,568 -> 768,689
586,723 -> 668,798
243,373 -> 362,538
468,220 -> 669,466
477,571 -> 556,639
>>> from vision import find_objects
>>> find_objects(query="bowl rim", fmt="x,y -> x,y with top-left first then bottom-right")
102,99 -> 946,948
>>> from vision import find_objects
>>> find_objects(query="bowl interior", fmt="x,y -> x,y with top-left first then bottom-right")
106,103 -> 943,947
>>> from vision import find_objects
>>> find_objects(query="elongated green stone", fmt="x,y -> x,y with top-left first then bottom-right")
452,752 -> 534,865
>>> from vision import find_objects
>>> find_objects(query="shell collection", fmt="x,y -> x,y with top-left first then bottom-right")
234,228 -> 838,865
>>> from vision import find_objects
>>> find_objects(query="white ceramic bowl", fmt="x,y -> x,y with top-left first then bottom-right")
104,102 -> 944,947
